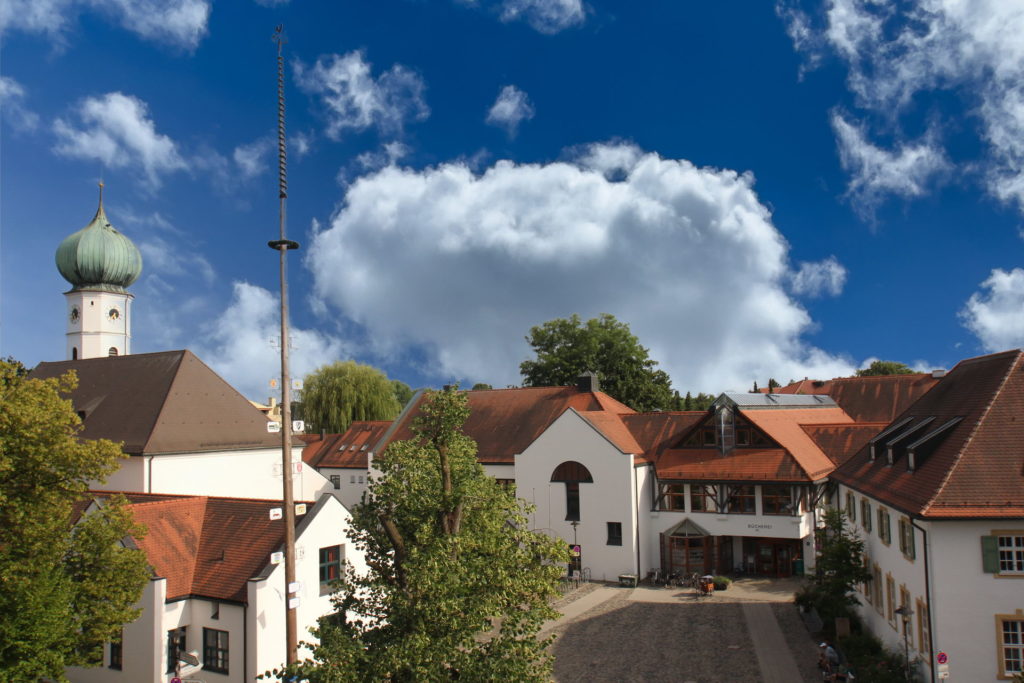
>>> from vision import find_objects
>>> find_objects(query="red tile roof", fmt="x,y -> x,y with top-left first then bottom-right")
655,448 -> 807,481
620,412 -> 707,461
576,411 -> 643,456
380,386 -> 634,464
773,374 -> 939,422
802,423 -> 888,466
302,421 -> 390,469
91,491 -> 312,603
833,350 -> 1024,518
741,408 -> 849,480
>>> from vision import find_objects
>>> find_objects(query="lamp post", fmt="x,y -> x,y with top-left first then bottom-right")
894,604 -> 914,681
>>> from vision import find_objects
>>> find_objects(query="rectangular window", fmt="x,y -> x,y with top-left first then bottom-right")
109,631 -> 123,670
659,484 -> 686,511
762,485 -> 795,515
885,574 -> 896,626
1000,617 -> 1024,676
690,484 -> 716,512
565,481 -> 580,521
203,628 -> 229,675
319,545 -> 343,585
999,535 -> 1024,573
877,507 -> 891,545
861,498 -> 872,532
861,555 -> 871,602
495,478 -> 516,492
872,565 -> 883,613
606,522 -> 622,546
330,474 -> 341,489
726,485 -> 756,514
845,492 -> 856,522
211,602 -> 219,620
167,627 -> 186,673
916,598 -> 930,659
350,474 -> 356,484
899,586 -> 913,648
358,475 -> 364,484
899,517 -> 916,560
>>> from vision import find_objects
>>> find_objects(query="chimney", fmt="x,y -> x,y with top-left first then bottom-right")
577,371 -> 600,393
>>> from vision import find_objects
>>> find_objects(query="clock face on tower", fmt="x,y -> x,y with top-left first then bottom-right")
70,307 -> 80,324
108,307 -> 120,321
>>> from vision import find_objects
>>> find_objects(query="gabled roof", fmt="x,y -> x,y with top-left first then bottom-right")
741,408 -> 850,480
802,423 -> 888,466
575,410 -> 644,456
90,491 -> 314,603
655,448 -> 806,481
773,374 -> 939,423
378,386 -> 634,464
302,421 -> 390,469
719,392 -> 837,409
31,350 -> 291,455
620,412 -> 706,460
834,350 -> 1024,518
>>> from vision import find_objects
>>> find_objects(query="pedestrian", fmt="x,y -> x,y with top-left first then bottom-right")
818,641 -> 839,675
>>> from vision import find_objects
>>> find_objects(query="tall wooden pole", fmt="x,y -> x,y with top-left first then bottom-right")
269,24 -> 299,666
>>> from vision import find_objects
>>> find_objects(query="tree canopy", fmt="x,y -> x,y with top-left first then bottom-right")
856,360 -> 916,377
300,361 -> 403,434
269,387 -> 567,682
520,314 -> 674,411
391,379 -> 415,409
0,361 -> 149,681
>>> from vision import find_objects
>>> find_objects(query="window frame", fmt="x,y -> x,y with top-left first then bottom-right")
861,498 -> 872,532
762,485 -> 796,516
726,484 -> 756,515
899,516 -> 916,560
997,612 -> 1024,678
689,484 -> 717,513
202,627 -> 229,675
658,483 -> 686,511
565,481 -> 581,521
845,492 -> 856,522
167,626 -> 187,674
899,585 -> 913,649
999,534 -> 1024,574
606,522 -> 623,546
916,598 -> 930,660
319,544 -> 343,587
329,474 -> 341,490
885,574 -> 896,627
877,506 -> 892,545
109,630 -> 123,670
872,564 -> 883,613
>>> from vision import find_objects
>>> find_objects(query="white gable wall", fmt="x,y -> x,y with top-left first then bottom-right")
517,410 -> 638,582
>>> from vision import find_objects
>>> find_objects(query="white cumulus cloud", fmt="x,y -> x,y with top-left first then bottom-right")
306,142 -> 856,392
53,92 -> 186,188
295,51 -> 429,141
0,0 -> 209,49
500,0 -> 585,34
196,282 -> 350,401
790,256 -> 847,298
486,85 -> 535,137
780,0 -> 1024,215
960,268 -> 1024,352
0,76 -> 39,131
233,136 -> 276,180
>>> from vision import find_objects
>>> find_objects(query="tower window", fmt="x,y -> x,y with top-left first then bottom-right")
72,347 -> 78,360
108,347 -> 119,357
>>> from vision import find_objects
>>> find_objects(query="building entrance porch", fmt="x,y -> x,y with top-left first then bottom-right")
738,537 -> 802,578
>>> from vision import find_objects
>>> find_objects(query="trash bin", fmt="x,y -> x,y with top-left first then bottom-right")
618,573 -> 638,587
793,558 -> 805,576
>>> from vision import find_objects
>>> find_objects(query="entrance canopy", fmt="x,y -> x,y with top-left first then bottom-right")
664,518 -> 711,538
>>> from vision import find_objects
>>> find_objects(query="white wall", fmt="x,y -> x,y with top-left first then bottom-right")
65,289 -> 132,359
318,466 -> 367,509
518,410 -> 638,582
93,455 -> 147,493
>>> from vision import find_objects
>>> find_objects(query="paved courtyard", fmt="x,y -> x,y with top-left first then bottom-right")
546,578 -> 823,683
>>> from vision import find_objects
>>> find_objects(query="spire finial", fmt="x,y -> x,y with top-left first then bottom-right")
98,181 -> 105,210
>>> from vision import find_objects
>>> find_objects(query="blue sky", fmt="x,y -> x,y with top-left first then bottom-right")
3,0 -> 1023,401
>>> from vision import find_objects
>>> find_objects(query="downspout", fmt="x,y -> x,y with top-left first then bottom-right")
147,455 -> 153,493
243,603 -> 248,683
634,463 -> 641,577
912,518 -> 935,683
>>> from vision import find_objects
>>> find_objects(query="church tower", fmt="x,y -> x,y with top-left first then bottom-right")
55,184 -> 143,360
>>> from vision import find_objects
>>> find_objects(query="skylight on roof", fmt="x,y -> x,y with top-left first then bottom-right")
338,443 -> 347,451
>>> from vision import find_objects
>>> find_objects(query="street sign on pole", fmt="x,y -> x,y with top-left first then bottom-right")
937,652 -> 948,664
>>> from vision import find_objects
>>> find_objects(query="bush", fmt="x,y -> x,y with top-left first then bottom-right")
712,576 -> 731,590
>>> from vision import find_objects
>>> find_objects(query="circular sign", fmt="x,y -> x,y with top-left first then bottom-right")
937,652 -> 948,664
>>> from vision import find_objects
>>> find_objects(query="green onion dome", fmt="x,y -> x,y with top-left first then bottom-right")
55,188 -> 143,293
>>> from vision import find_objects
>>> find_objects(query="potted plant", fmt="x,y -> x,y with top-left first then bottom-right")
713,575 -> 731,591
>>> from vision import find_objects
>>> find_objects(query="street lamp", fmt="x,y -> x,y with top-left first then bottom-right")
894,604 -> 914,681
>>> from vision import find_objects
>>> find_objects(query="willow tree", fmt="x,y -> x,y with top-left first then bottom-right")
0,361 -> 149,681
300,361 -> 403,434
269,387 -> 568,682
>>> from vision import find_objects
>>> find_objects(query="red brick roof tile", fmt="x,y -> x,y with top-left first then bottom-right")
802,423 -> 888,466
833,350 -> 1024,518
303,421 -> 390,469
576,411 -> 643,455
774,374 -> 939,422
655,448 -> 807,481
741,408 -> 849,480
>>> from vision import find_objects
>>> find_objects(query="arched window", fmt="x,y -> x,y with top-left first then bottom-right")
551,461 -> 593,522
108,347 -> 119,357
72,347 -> 78,360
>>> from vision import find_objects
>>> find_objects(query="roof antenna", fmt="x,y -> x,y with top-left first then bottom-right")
267,23 -> 300,668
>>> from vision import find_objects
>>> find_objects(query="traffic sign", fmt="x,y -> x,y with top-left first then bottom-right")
937,652 -> 948,664
171,678 -> 182,683
937,672 -> 949,679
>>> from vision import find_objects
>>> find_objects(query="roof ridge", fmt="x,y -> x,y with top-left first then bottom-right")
922,350 -> 1022,515
125,495 -> 208,509
95,489 -> 310,505
139,351 -> 187,454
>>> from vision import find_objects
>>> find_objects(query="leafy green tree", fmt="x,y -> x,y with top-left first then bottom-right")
471,383 -> 493,391
812,508 -> 871,614
672,390 -> 715,411
301,361 -> 403,434
270,387 -> 567,682
856,360 -> 916,377
520,314 -> 674,411
0,361 -> 149,681
391,379 -> 415,409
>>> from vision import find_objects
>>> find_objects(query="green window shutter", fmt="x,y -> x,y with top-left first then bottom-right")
981,535 -> 1000,573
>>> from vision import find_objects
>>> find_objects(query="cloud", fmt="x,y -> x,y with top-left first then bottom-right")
0,76 -> 39,131
486,85 -> 535,137
233,136 -> 276,180
307,142 -> 856,392
960,268 -> 1024,352
195,282 -> 350,401
780,0 -> 1024,215
0,0 -> 209,49
295,51 -> 429,141
500,0 -> 585,34
831,112 -> 950,216
53,92 -> 186,188
790,256 -> 847,298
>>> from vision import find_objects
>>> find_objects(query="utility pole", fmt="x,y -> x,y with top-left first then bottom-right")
269,24 -> 299,666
